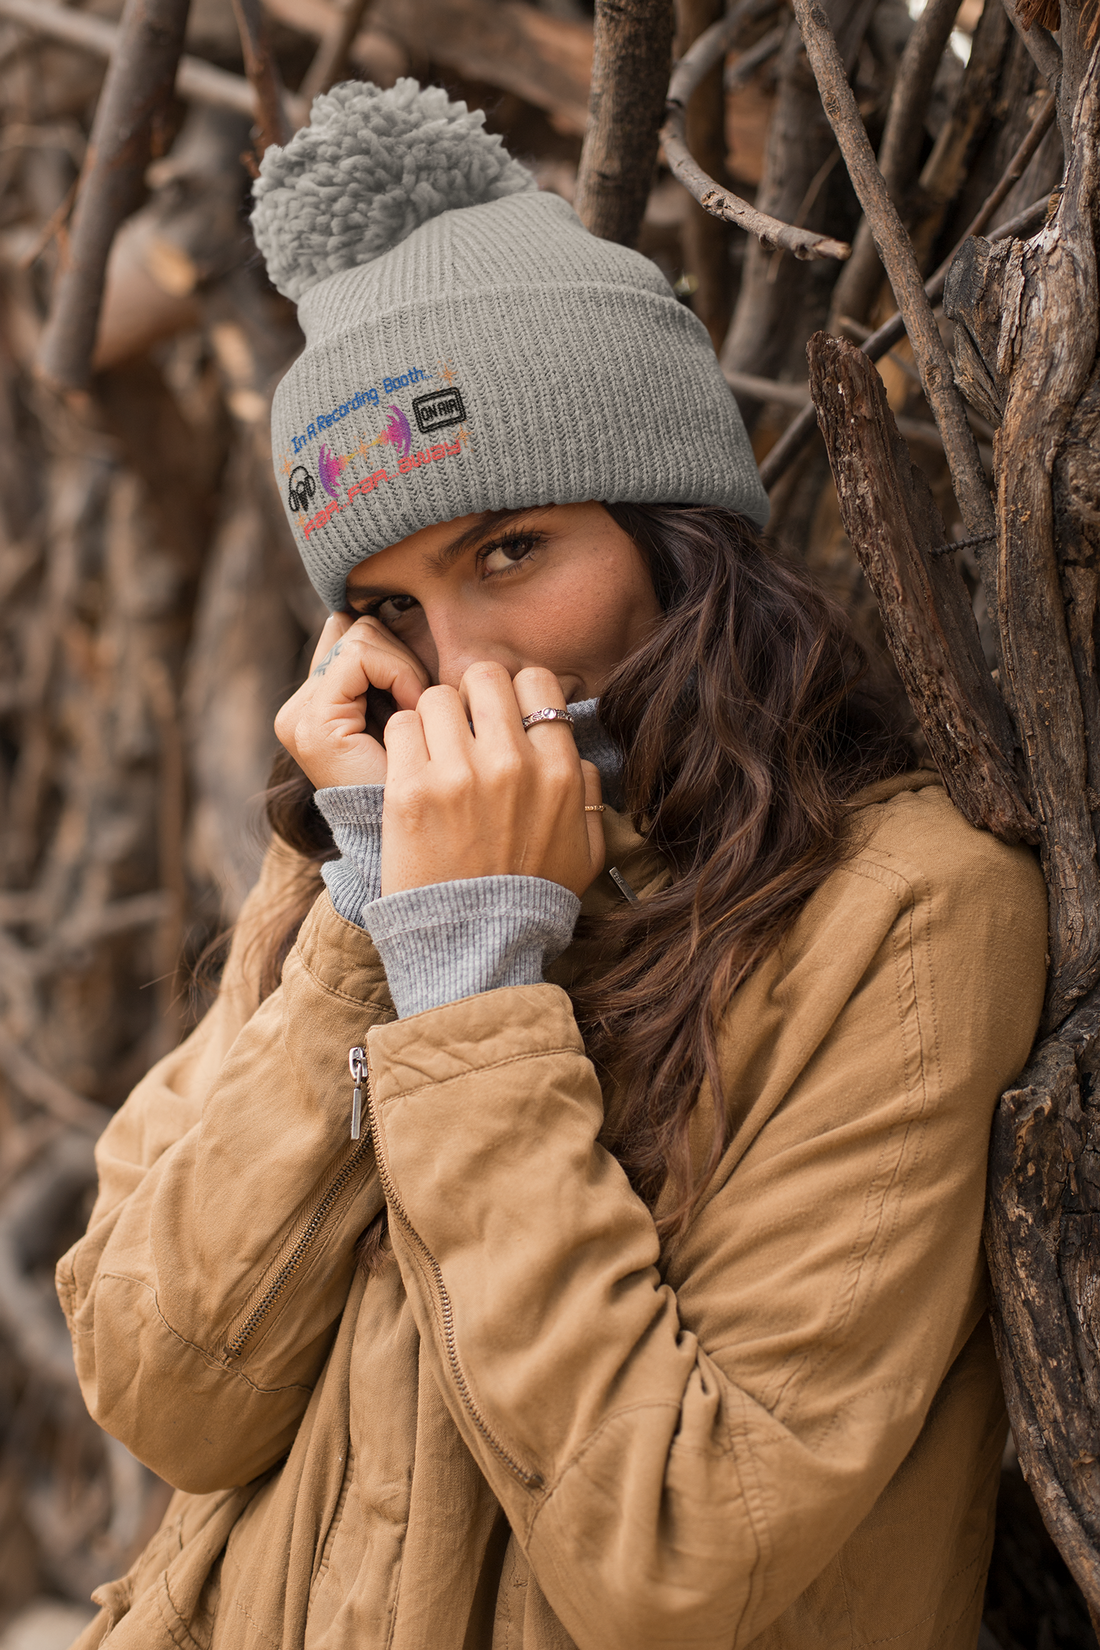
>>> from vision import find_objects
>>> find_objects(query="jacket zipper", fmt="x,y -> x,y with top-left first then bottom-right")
223,1140 -> 372,1361
367,1086 -> 545,1492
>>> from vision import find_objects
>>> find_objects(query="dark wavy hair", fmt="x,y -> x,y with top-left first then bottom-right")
253,504 -> 913,1244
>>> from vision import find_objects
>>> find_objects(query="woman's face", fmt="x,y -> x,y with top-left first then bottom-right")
343,502 -> 662,703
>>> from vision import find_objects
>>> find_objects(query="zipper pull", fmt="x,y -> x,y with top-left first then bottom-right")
348,1046 -> 366,1140
608,866 -> 640,905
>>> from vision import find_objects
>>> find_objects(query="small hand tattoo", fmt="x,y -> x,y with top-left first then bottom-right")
313,641 -> 344,677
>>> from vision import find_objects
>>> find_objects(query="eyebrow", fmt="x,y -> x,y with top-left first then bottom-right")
424,508 -> 546,574
344,508 -> 546,601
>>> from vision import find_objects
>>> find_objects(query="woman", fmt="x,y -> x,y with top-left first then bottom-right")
59,79 -> 1047,1649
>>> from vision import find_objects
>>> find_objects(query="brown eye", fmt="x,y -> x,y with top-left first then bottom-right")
481,534 -> 540,574
371,594 -> 420,627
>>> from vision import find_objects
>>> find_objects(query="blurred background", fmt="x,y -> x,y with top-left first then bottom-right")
0,0 -> 1085,1642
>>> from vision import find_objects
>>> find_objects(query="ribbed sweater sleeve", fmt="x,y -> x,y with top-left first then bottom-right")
363,876 -> 580,1019
314,784 -> 384,921
313,787 -> 581,1017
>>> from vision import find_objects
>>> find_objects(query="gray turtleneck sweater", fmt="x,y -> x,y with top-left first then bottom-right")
313,698 -> 622,1019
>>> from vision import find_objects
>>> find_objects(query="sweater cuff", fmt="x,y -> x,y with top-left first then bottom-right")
314,785 -> 385,924
362,876 -> 581,1019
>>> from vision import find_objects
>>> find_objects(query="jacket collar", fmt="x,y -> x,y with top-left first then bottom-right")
582,768 -> 943,918
580,805 -> 671,918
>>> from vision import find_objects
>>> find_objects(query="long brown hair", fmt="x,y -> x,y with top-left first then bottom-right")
579,504 -> 911,1236
254,505 -> 912,1238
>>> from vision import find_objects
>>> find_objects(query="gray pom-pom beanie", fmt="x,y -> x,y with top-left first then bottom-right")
253,78 -> 769,614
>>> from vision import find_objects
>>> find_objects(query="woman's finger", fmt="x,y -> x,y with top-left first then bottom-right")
509,666 -> 576,754
416,684 -> 476,762
277,620 -> 429,790
308,612 -> 354,675
304,629 -> 425,715
383,708 -> 430,780
456,661 -> 528,753
343,614 -> 431,707
581,760 -> 607,871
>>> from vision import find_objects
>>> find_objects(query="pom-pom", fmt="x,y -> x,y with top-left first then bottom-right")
251,78 -> 537,301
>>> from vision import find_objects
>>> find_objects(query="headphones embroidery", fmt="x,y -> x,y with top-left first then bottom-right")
288,465 -> 316,513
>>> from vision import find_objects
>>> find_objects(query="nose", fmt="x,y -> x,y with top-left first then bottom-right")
421,606 -> 525,690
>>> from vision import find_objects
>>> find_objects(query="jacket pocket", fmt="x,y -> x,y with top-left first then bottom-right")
308,1447 -> 353,1607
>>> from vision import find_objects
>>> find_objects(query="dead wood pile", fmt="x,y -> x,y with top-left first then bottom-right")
0,0 -> 1091,1644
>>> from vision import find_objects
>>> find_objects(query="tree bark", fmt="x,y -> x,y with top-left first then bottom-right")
790,0 -> 996,543
944,31 -> 1100,1032
806,332 -> 1035,841
828,0 -> 964,326
721,9 -> 854,421
574,0 -> 675,246
986,986 -> 1100,1624
37,0 -> 192,393
808,6 -> 1100,1612
675,0 -> 734,348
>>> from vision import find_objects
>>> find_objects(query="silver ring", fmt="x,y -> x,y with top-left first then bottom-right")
521,707 -> 575,731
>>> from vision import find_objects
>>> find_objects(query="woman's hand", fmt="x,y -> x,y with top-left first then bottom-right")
381,663 -> 605,898
274,613 -> 430,788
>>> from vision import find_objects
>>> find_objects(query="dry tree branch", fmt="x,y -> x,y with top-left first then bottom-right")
870,0 -> 965,194
725,366 -> 992,460
0,0 -> 254,117
299,0 -> 374,106
0,1030 -> 111,1135
830,0 -> 966,322
142,656 -> 187,1044
718,0 -> 871,429
760,94 -> 1057,489
724,20 -> 785,88
36,0 -> 193,394
17,176 -> 80,272
727,370 -> 833,409
574,0 -> 675,246
674,0 -> 741,350
832,98 -> 1054,357
661,4 -> 850,261
0,1134 -> 98,1391
789,0 -> 995,538
1001,0 -> 1063,89
961,91 -> 1058,236
231,0 -> 293,152
807,332 -> 1036,842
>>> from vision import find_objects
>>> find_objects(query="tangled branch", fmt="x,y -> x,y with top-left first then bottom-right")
661,5 -> 851,261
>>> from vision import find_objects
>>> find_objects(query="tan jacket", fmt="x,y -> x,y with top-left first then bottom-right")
58,774 -> 1047,1650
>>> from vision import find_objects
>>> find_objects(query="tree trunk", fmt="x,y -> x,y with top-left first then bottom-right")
943,32 -> 1100,1033
575,0 -> 675,246
808,9 -> 1100,1604
805,332 -> 1034,841
37,0 -> 191,393
674,0 -> 735,348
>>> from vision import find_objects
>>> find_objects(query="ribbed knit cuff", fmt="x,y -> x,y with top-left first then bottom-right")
314,784 -> 385,924
362,875 -> 581,1019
